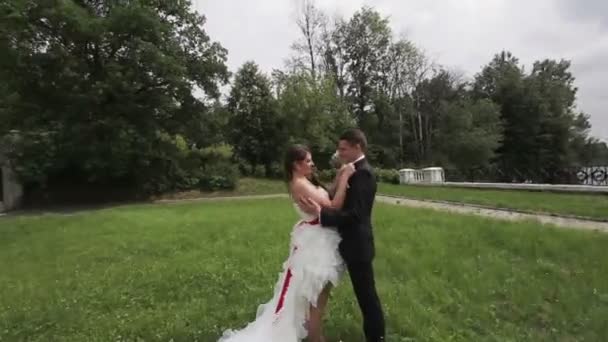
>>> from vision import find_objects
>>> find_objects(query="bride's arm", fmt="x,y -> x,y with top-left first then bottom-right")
328,165 -> 354,208
292,165 -> 353,209
327,169 -> 343,199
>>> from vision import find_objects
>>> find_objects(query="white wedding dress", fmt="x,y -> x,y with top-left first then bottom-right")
218,187 -> 345,341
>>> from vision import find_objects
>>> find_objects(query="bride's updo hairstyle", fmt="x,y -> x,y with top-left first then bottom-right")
284,144 -> 324,188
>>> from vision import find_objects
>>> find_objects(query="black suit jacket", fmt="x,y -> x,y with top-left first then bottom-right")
321,158 -> 376,262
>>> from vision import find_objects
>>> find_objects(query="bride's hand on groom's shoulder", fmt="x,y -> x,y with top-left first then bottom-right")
337,163 -> 350,174
339,163 -> 356,179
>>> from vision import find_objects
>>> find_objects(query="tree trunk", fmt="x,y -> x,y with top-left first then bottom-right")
399,111 -> 403,167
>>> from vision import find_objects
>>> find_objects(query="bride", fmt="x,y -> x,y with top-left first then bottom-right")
218,145 -> 355,342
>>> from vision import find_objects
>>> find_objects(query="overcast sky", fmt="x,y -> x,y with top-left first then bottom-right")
193,0 -> 607,141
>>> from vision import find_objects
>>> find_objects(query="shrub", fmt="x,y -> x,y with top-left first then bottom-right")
199,144 -> 239,191
376,169 -> 400,184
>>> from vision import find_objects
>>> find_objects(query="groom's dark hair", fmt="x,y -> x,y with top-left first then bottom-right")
340,128 -> 368,152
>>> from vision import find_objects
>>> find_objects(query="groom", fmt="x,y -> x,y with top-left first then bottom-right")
299,128 -> 385,342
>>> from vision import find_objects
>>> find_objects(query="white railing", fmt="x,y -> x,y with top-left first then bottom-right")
396,167 -> 608,193
414,169 -> 425,183
399,167 -> 445,184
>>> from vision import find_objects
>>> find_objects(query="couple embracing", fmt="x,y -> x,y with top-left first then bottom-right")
220,129 -> 386,342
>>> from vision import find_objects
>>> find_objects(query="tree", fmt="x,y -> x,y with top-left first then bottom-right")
436,99 -> 503,179
316,7 -> 418,166
277,72 -> 353,154
195,100 -> 231,147
528,59 -> 578,181
319,17 -> 349,99
342,7 -> 392,125
410,69 -> 462,163
290,0 -> 326,80
474,52 -> 534,181
0,0 -> 228,191
580,139 -> 608,166
381,38 -> 432,166
228,62 -> 285,176
474,52 -> 589,182
568,113 -> 606,166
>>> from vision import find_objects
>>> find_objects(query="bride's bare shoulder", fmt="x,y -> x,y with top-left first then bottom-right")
290,178 -> 311,191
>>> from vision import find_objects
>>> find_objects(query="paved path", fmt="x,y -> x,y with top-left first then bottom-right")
158,193 -> 608,232
376,195 -> 608,233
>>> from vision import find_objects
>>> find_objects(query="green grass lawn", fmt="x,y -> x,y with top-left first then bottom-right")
380,183 -> 608,220
156,177 -> 608,221
1,199 -> 607,341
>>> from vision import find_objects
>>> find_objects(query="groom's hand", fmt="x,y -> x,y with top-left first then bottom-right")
298,196 -> 322,216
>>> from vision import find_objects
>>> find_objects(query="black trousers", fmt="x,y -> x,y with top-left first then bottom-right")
346,259 -> 385,342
